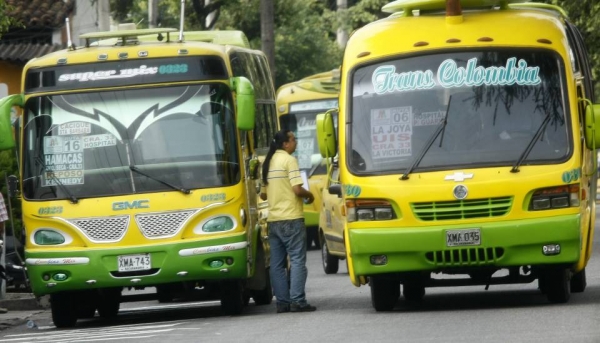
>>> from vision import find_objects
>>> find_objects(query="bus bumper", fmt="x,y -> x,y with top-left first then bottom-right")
348,214 -> 581,278
25,234 -> 249,296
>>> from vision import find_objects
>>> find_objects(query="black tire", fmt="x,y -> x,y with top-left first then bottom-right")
251,268 -> 273,305
321,240 -> 339,274
97,288 -> 121,319
403,282 -> 425,303
369,276 -> 398,311
156,285 -> 174,303
570,268 -> 586,293
221,280 -> 244,315
51,292 -> 78,328
545,268 -> 571,303
306,226 -> 318,250
76,290 -> 97,319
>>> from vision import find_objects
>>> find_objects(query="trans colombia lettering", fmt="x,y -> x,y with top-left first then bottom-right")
372,57 -> 541,94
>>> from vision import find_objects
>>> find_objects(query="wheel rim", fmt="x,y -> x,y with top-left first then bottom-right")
322,241 -> 328,269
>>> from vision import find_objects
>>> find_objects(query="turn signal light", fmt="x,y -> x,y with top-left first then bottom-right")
346,199 -> 396,222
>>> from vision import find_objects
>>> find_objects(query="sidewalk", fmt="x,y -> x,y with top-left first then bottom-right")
0,292 -> 49,331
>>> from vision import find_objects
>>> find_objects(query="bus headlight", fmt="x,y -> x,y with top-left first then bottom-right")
199,216 -> 236,233
346,200 -> 396,222
530,184 -> 579,211
34,229 -> 66,245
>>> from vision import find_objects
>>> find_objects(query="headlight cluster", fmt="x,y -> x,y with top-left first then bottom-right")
34,229 -> 66,245
530,184 -> 580,211
346,199 -> 396,222
201,216 -> 235,233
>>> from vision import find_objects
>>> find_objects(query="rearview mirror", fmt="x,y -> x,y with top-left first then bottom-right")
0,94 -> 24,150
328,184 -> 342,197
232,77 -> 255,131
316,111 -> 337,158
584,102 -> 600,149
7,175 -> 18,197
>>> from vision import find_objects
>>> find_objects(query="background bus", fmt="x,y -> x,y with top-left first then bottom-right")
0,26 -> 277,327
276,70 -> 340,248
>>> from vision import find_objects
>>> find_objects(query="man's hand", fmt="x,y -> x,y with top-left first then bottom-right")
304,192 -> 315,205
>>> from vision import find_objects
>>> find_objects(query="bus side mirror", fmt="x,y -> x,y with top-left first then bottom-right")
231,77 -> 255,131
0,94 -> 24,150
316,111 -> 337,158
328,184 -> 342,197
584,103 -> 600,149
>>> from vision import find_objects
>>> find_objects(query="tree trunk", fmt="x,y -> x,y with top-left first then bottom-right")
148,0 -> 158,28
260,0 -> 276,82
336,0 -> 348,48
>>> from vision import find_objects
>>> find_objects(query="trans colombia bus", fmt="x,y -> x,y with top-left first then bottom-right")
316,0 -> 600,311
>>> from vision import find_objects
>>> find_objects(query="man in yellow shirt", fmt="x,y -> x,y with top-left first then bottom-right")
260,130 -> 315,313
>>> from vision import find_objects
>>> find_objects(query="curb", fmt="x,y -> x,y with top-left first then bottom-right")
0,294 -> 49,311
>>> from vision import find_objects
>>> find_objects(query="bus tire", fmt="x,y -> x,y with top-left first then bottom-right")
251,268 -> 273,305
545,268 -> 571,303
321,240 -> 339,274
97,288 -> 121,319
570,268 -> 586,293
51,292 -> 78,328
221,280 -> 244,315
403,282 -> 425,303
369,276 -> 398,311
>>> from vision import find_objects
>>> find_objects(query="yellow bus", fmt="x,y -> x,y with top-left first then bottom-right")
316,0 -> 599,311
276,70 -> 340,248
0,25 -> 278,326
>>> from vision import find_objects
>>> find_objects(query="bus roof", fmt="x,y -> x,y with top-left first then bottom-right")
345,3 -> 569,65
278,69 -> 341,97
23,29 -> 253,69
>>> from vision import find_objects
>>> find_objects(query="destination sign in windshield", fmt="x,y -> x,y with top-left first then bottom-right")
25,56 -> 227,93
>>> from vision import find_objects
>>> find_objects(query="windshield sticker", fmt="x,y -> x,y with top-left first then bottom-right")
43,136 -> 84,187
414,110 -> 446,126
58,122 -> 91,135
295,117 -> 317,169
372,57 -> 541,94
371,107 -> 412,160
83,134 -> 117,149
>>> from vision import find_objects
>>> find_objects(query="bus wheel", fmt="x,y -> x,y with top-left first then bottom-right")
97,288 -> 122,319
403,281 -> 425,303
545,268 -> 571,303
251,268 -> 273,305
321,240 -> 339,274
51,292 -> 78,328
369,276 -> 398,311
76,291 -> 97,319
221,280 -> 244,315
570,268 -> 586,293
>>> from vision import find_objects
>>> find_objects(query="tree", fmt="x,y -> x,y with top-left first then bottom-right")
110,0 -> 235,30
0,0 -> 22,37
260,0 -> 275,80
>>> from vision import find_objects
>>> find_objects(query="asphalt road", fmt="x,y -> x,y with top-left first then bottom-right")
2,213 -> 600,343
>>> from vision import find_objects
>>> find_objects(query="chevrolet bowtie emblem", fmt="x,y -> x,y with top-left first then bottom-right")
444,172 -> 474,182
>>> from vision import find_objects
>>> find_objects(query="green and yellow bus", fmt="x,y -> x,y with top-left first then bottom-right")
0,26 -> 278,326
276,70 -> 340,248
316,0 -> 599,310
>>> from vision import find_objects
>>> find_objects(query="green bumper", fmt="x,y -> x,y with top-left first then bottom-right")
349,214 -> 581,276
25,234 -> 249,296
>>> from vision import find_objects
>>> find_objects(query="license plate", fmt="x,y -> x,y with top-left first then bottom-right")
446,229 -> 481,247
117,254 -> 151,272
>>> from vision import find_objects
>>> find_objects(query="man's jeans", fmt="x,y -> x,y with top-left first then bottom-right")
268,218 -> 308,306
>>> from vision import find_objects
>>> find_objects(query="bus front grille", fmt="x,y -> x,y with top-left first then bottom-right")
411,197 -> 512,221
68,216 -> 130,243
425,247 -> 504,266
135,210 -> 198,238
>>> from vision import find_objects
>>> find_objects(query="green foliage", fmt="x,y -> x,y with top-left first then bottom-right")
0,0 -> 23,37
217,0 -> 342,88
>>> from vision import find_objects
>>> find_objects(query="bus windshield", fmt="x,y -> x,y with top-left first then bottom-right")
280,99 -> 338,174
22,84 -> 240,200
349,49 -> 570,174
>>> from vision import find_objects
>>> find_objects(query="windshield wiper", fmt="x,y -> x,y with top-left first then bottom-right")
400,96 -> 453,180
510,114 -> 552,173
129,165 -> 191,194
35,156 -> 79,204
